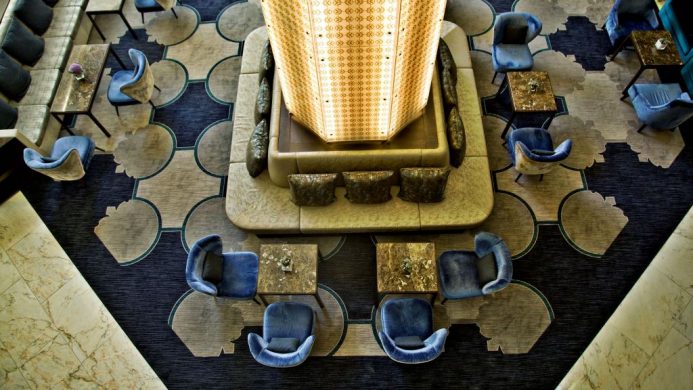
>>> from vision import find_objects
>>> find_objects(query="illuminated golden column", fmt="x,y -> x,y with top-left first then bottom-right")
260,0 -> 446,143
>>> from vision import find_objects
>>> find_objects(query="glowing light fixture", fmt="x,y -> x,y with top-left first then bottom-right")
260,0 -> 446,143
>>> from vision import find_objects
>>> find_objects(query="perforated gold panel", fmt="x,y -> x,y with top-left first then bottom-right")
261,0 -> 445,143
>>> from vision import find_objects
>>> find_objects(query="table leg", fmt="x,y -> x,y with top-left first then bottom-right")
622,65 -> 646,97
109,46 -> 126,69
314,292 -> 325,309
609,34 -> 630,61
500,111 -> 516,140
543,112 -> 556,130
430,292 -> 437,306
496,75 -> 508,97
51,113 -> 74,136
87,112 -> 112,137
119,11 -> 138,39
258,294 -> 269,306
86,13 -> 106,41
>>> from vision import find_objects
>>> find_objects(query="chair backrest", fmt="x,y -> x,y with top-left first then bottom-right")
155,0 -> 175,10
514,138 -> 572,175
614,0 -> 656,15
381,298 -> 432,339
186,234 -> 223,296
23,147 -> 86,181
474,232 -> 513,295
120,49 -> 155,104
493,12 -> 542,45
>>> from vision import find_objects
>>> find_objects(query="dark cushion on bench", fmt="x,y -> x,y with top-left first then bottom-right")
0,51 -> 32,101
2,19 -> 45,66
13,0 -> 54,36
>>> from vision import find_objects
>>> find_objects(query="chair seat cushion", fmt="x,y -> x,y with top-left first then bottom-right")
492,44 -> 533,72
14,0 -> 54,35
394,336 -> 425,349
218,252 -> 259,298
52,136 -> 94,167
135,0 -> 164,12
438,251 -> 482,299
201,252 -> 223,285
503,24 -> 528,44
530,149 -> 554,156
267,337 -> 300,353
264,302 -> 314,342
107,70 -> 138,105
2,19 -> 45,66
476,253 -> 498,285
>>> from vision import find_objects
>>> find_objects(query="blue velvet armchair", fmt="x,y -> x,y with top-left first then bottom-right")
135,0 -> 178,24
23,136 -> 95,181
378,298 -> 448,364
438,232 -> 513,302
248,302 -> 316,368
186,235 -> 259,300
107,49 -> 159,116
506,127 -> 572,182
626,83 -> 693,132
491,12 -> 542,83
605,0 -> 659,47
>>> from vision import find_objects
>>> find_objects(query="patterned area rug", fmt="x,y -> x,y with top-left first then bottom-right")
16,0 -> 693,388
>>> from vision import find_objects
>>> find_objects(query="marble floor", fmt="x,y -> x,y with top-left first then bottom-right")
0,193 -> 163,389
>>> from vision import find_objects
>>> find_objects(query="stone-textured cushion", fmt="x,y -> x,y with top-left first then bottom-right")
202,252 -> 224,285
2,19 -> 45,66
246,119 -> 269,177
267,337 -> 300,353
343,170 -> 393,204
438,39 -> 456,83
255,76 -> 271,120
441,68 -> 457,108
260,40 -> 274,73
288,173 -> 338,206
504,24 -> 528,44
0,51 -> 32,101
476,252 -> 497,285
0,99 -> 18,129
394,336 -> 425,349
398,167 -> 451,203
14,0 -> 54,35
447,107 -> 466,168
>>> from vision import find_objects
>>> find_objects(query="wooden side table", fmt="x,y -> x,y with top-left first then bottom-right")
613,30 -> 683,98
499,71 -> 558,140
257,244 -> 324,308
376,242 -> 438,304
86,0 -> 138,41
51,44 -> 126,138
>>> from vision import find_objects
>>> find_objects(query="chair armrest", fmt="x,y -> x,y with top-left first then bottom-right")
379,330 -> 448,364
248,335 -> 315,368
424,328 -> 449,348
188,280 -> 218,296
247,332 -> 268,359
645,9 -> 659,29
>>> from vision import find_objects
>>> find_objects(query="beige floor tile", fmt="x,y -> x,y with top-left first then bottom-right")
0,249 -> 21,295
475,283 -> 552,354
6,225 -> 78,303
0,193 -> 44,250
584,0 -> 613,28
60,327 -> 164,389
444,0 -> 494,36
611,267 -> 691,355
532,51 -> 586,96
113,124 -> 174,178
146,5 -> 198,46
476,192 -> 536,257
334,323 -> 385,357
151,59 -> 187,106
470,50 -> 499,99
550,114 -> 607,170
496,164 -> 584,222
18,334 -> 81,389
560,191 -> 628,256
196,120 -> 233,176
166,23 -> 239,80
633,328 -> 693,389
626,127 -> 686,169
183,196 -> 251,252
470,28 -> 493,56
240,27 -> 267,75
673,300 -> 692,341
94,199 -> 160,264
0,339 -> 30,388
136,150 -> 222,228
482,115 -> 513,171
650,209 -> 693,295
217,1 -> 265,42
43,276 -> 117,362
207,56 -> 242,104
514,0 -> 569,34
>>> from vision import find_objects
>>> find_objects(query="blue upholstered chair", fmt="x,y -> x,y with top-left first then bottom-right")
506,127 -> 572,182
107,49 -> 159,116
438,232 -> 512,302
626,83 -> 693,132
378,298 -> 448,364
605,0 -> 659,47
135,0 -> 178,24
491,12 -> 542,83
23,136 -> 95,181
247,302 -> 316,368
186,235 -> 260,301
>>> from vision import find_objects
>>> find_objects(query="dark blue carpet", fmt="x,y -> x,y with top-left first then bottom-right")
549,16 -> 612,71
182,0 -> 241,23
106,28 -> 165,75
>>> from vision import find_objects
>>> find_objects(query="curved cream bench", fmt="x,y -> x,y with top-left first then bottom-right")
226,22 -> 493,233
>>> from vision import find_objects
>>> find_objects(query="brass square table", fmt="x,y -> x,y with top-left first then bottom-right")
376,242 -> 438,304
257,244 -> 324,308
500,71 -> 558,140
51,44 -> 126,138
86,0 -> 138,41
613,30 -> 683,98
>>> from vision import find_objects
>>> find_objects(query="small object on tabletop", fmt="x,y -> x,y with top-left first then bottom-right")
68,63 -> 85,81
655,38 -> 669,50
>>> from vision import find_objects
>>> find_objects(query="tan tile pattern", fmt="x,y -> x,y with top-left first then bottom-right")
514,0 -> 569,34
444,0 -> 494,36
626,127 -> 686,169
333,323 -> 385,357
113,124 -> 174,178
483,115 -> 513,171
146,5 -> 198,46
94,199 -> 160,264
151,59 -> 187,106
207,56 -> 242,103
166,23 -> 240,80
550,115 -> 606,170
475,192 -> 535,257
196,120 -> 233,176
560,191 -> 628,256
532,50 -> 586,96
217,1 -> 265,42
183,196 -> 251,252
